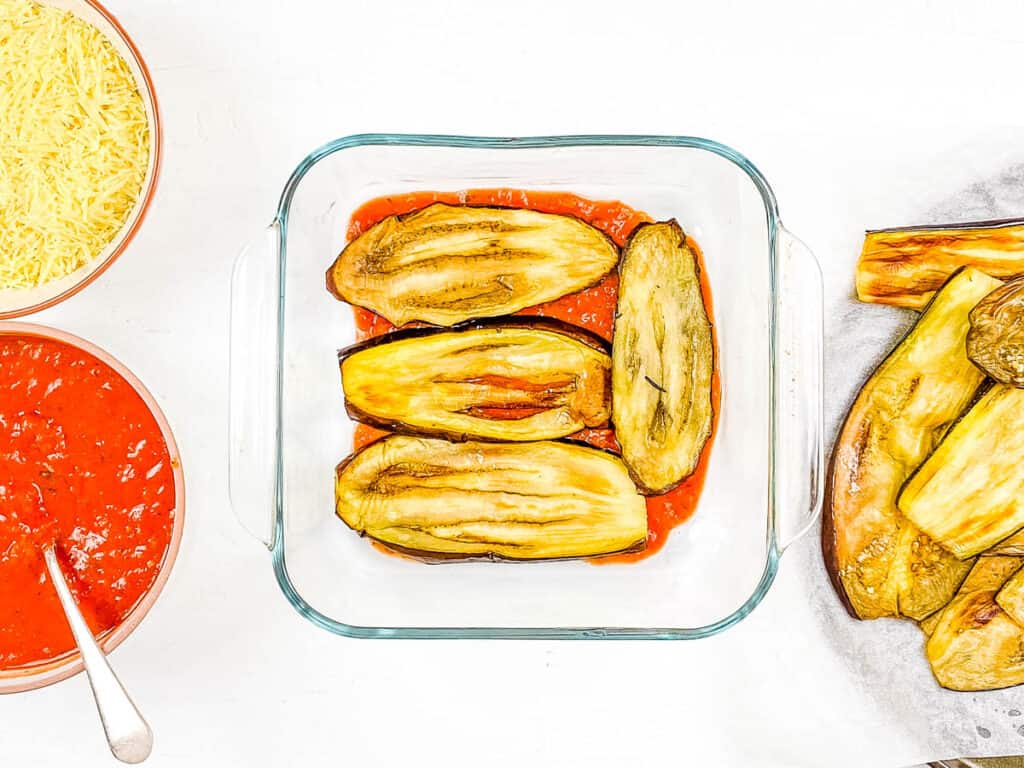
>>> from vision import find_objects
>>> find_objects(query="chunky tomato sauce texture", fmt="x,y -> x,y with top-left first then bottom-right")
346,189 -> 720,563
0,336 -> 175,669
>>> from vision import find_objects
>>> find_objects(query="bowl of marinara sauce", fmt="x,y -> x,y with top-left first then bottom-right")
0,323 -> 184,693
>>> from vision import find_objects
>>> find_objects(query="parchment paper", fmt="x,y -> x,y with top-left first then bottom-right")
796,162 -> 1024,764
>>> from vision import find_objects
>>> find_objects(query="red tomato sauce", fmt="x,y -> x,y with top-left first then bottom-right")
0,335 -> 175,670
346,189 -> 720,563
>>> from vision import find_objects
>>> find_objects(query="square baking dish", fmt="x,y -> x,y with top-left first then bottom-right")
229,134 -> 823,639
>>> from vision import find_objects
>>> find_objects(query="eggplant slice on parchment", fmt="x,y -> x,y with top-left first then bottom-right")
926,555 -> 1024,691
822,267 -> 1001,621
334,435 -> 648,561
856,217 -> 1024,310
612,220 -> 714,495
339,319 -> 611,442
327,203 -> 620,326
899,384 -> 1024,559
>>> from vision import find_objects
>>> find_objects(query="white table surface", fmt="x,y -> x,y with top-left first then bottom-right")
4,1 -> 1024,766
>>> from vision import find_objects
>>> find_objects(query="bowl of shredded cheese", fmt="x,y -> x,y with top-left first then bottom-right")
0,0 -> 160,318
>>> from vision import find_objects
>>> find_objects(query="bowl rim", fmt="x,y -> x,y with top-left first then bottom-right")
0,0 -> 163,321
0,322 -> 185,693
266,133 -> 785,640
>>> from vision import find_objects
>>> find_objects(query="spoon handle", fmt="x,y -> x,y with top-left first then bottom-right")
44,548 -> 154,764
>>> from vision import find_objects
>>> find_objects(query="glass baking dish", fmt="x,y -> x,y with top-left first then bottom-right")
230,134 -> 823,639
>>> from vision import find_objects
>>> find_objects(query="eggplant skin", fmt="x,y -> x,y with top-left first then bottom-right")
334,435 -> 648,561
612,220 -> 714,495
856,218 -> 1024,310
326,203 -> 620,327
339,320 -> 611,442
967,275 -> 1024,387
822,268 -> 999,620
926,557 -> 1024,691
899,385 -> 1024,559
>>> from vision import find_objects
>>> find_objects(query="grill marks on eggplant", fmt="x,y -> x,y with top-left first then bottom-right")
822,268 -> 1001,620
611,220 -> 714,495
327,203 -> 620,326
334,436 -> 648,561
340,322 -> 611,442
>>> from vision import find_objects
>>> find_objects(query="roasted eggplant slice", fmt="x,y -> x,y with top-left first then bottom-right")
927,595 -> 1024,690
339,320 -> 611,442
926,556 -> 1024,691
857,218 -> 1024,309
919,556 -> 1024,637
899,385 -> 1024,559
327,203 -> 620,326
334,435 -> 647,561
612,220 -> 714,495
967,275 -> 1024,387
996,567 -> 1024,627
823,268 -> 1000,619
957,555 -> 1023,594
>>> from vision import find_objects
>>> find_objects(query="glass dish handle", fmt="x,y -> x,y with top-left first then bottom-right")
773,225 -> 824,553
228,223 -> 281,550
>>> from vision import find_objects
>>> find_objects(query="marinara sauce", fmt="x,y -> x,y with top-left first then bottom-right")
345,189 -> 720,563
0,335 -> 176,669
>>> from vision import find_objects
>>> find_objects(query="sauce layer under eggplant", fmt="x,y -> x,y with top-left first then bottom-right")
339,190 -> 719,563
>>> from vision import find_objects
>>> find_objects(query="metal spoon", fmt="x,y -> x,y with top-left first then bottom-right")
43,547 -> 154,764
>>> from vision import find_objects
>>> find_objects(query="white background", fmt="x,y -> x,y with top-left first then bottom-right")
4,1 -> 1024,766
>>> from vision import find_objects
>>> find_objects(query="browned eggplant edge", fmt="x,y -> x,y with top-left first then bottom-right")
821,399 -> 872,617
822,266 -> 978,620
340,400 -> 611,445
368,537 -> 646,565
615,219 -> 717,497
326,201 -> 621,303
338,315 -> 611,359
865,216 -> 1024,235
337,316 -> 613,442
331,437 -> 646,564
333,433 -> 628,481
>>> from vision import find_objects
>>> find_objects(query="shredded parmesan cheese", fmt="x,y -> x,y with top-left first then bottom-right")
0,0 -> 150,289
